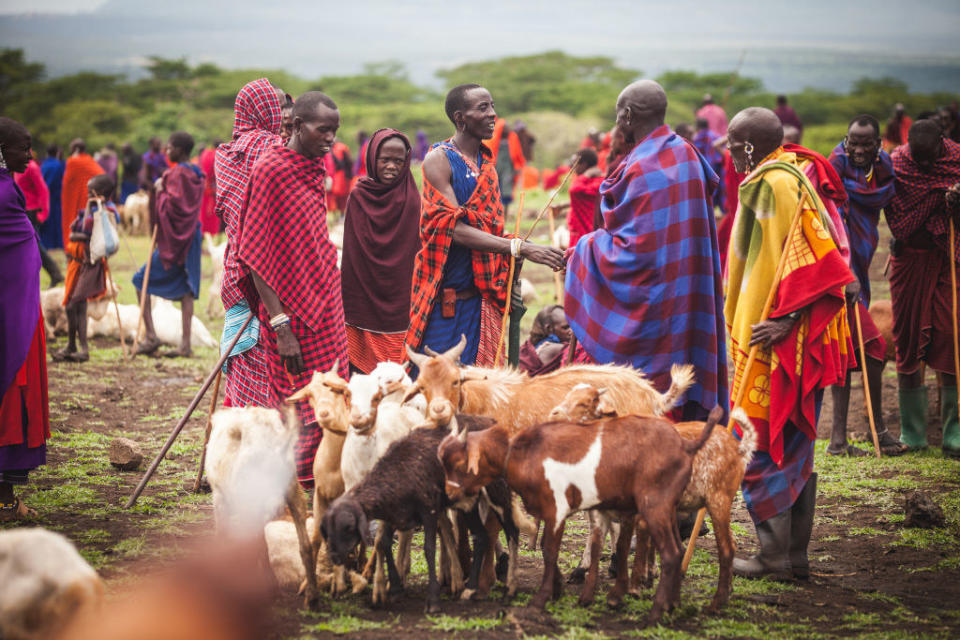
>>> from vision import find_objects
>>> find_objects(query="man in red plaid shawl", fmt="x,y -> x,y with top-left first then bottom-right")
407,84 -> 563,365
216,78 -> 286,410
887,119 -> 960,458
236,91 -> 349,488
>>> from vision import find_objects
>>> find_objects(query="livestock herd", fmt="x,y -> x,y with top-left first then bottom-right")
203,336 -> 758,625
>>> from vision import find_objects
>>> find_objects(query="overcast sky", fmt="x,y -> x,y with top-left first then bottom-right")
2,0 -> 959,92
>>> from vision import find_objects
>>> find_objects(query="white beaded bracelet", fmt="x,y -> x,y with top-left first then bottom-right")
510,237 -> 523,258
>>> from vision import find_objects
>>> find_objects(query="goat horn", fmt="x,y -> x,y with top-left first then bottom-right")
328,358 -> 340,374
443,334 -> 468,363
457,417 -> 469,444
424,345 -> 440,357
405,345 -> 429,368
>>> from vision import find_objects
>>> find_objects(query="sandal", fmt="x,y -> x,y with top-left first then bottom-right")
826,444 -> 869,457
65,351 -> 89,363
877,432 -> 909,457
161,348 -> 192,359
135,339 -> 161,356
51,347 -> 76,362
0,498 -> 37,522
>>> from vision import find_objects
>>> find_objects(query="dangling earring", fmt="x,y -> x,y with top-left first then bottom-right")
876,146 -> 882,162
842,137 -> 849,155
0,146 -> 6,170
744,141 -> 755,170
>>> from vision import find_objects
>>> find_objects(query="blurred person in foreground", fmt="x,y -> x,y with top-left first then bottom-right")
725,107 -> 856,579
886,119 -> 960,459
0,117 -> 49,522
827,115 -> 908,457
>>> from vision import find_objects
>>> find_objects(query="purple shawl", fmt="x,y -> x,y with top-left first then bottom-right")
828,142 -> 895,305
0,169 -> 41,398
156,163 -> 204,269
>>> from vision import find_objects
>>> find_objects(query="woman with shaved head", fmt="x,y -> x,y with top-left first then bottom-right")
725,106 -> 857,580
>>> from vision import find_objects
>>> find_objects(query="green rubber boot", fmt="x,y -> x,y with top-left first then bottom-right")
898,386 -> 929,450
940,386 -> 960,459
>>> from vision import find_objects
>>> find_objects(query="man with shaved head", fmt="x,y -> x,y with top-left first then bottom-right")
566,79 -> 729,422
725,106 -> 856,580
886,119 -> 960,458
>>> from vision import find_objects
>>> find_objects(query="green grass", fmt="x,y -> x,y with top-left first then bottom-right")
425,613 -> 503,632
299,615 -> 388,635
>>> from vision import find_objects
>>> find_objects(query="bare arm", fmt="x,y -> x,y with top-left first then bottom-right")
422,148 -> 565,271
250,269 -> 304,374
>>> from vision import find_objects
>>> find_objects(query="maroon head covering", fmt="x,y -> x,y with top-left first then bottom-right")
340,129 -> 421,333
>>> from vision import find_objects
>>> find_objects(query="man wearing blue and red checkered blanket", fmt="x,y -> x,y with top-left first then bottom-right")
564,79 -> 729,422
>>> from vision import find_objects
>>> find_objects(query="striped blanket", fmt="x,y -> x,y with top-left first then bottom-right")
564,124 -> 729,415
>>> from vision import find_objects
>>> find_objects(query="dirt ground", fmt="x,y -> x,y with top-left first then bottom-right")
4,214 -> 960,638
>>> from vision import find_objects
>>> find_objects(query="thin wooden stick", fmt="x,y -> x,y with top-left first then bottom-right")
682,188 -> 809,573
192,369 -> 223,493
950,220 -> 960,425
102,261 -> 127,358
495,191 -> 525,368
125,312 -> 253,508
564,333 -> 579,367
547,205 -> 563,303
522,167 -> 575,242
131,225 -> 159,356
854,306 -> 882,458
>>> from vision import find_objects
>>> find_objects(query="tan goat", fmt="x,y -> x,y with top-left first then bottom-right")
405,336 -> 694,433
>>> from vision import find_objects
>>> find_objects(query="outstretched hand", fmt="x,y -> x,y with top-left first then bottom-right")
520,242 -> 566,271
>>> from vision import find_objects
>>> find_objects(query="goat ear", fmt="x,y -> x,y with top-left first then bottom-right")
466,437 -> 481,476
400,384 -> 420,405
356,505 -> 373,546
286,386 -> 311,404
383,380 -> 404,396
405,345 -> 429,369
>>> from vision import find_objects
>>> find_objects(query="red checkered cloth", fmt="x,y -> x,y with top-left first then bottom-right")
404,144 -> 510,351
215,78 -> 284,310
888,138 -> 960,260
236,145 -> 349,467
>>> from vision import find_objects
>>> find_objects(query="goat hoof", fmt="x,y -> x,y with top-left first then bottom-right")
567,567 -> 587,584
460,588 -> 476,601
425,600 -> 441,614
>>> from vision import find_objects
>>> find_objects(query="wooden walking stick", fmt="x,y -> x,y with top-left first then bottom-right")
682,188 -> 809,573
547,205 -> 564,303
854,306 -> 882,458
950,220 -> 960,424
102,261 -> 127,358
125,312 -> 254,508
495,190 -> 525,368
191,369 -> 223,493
522,167 -> 576,242
130,225 -> 159,356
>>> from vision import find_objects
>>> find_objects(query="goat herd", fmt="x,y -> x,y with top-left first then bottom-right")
206,336 -> 757,624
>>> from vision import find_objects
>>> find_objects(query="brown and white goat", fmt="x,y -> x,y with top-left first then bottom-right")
556,384 -> 757,611
405,336 -> 694,432
438,408 -> 722,623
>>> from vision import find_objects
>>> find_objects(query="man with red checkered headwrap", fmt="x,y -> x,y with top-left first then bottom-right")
236,91 -> 349,489
887,119 -> 960,459
216,78 -> 287,410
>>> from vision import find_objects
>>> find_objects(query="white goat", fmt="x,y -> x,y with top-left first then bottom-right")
0,528 -> 103,640
204,235 -> 227,318
204,407 -> 322,606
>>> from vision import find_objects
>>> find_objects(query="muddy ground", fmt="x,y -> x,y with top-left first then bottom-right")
4,216 -> 960,638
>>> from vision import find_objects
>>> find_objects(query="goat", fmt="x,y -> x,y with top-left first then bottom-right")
263,517 -> 365,595
868,299 -> 896,363
554,384 -> 757,611
204,406 -> 327,606
341,361 -> 425,583
0,528 -> 103,640
405,336 -> 694,433
285,362 -> 356,598
321,416 -> 519,612
80,298 -> 217,348
437,408 -> 722,623
121,189 -> 150,235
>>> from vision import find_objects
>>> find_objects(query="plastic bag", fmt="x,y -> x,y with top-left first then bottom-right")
88,197 -> 120,263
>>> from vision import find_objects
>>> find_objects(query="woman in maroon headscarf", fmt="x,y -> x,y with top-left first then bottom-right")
0,117 -> 50,521
340,129 -> 421,373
